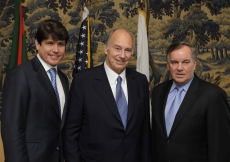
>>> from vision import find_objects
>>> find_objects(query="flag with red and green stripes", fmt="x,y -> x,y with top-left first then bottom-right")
9,0 -> 28,69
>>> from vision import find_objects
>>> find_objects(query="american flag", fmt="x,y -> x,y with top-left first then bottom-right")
73,6 -> 90,76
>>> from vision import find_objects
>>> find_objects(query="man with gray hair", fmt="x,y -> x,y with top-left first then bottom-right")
63,28 -> 152,162
151,42 -> 230,162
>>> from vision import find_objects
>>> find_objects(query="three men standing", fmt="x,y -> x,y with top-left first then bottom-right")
2,18 -> 230,162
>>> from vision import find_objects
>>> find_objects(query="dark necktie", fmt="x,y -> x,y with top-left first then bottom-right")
49,68 -> 61,117
165,86 -> 183,136
116,76 -> 128,130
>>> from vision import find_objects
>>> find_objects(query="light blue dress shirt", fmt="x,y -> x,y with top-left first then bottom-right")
164,75 -> 194,121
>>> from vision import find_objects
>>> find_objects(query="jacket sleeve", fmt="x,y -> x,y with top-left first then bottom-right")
63,73 -> 83,162
141,76 -> 153,162
1,67 -> 30,162
207,89 -> 230,161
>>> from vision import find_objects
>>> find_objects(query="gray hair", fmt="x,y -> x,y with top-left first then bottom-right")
104,28 -> 135,54
166,42 -> 198,62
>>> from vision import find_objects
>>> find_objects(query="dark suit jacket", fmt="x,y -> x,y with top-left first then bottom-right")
151,74 -> 230,162
1,56 -> 69,162
63,64 -> 152,162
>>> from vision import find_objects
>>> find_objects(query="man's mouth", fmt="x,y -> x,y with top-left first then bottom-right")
49,55 -> 59,59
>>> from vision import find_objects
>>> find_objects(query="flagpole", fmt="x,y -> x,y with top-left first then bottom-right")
83,0 -> 91,7
139,0 -> 145,11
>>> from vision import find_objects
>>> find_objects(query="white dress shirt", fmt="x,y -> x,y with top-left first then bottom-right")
37,54 -> 65,118
104,61 -> 128,103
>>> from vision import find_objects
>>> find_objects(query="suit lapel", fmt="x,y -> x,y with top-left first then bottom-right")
169,75 -> 199,137
93,65 -> 122,123
160,82 -> 172,137
59,70 -> 69,128
126,69 -> 137,123
31,56 -> 61,118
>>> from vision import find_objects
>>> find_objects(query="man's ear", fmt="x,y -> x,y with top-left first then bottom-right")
166,62 -> 169,69
35,39 -> 40,50
194,60 -> 197,71
104,45 -> 107,55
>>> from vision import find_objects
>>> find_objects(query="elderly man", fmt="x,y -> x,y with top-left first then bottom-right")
63,29 -> 152,162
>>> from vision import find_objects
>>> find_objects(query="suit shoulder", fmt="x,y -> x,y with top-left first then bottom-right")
6,60 -> 32,76
152,80 -> 172,91
73,65 -> 100,76
72,65 -> 103,83
126,68 -> 147,81
199,78 -> 226,93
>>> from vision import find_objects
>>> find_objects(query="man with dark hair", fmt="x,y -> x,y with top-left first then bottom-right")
1,19 -> 69,162
63,28 -> 152,162
151,42 -> 230,161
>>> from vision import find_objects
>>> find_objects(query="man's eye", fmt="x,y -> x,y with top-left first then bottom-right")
58,43 -> 65,46
171,62 -> 177,65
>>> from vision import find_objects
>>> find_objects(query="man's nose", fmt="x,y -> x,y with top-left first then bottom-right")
177,63 -> 183,70
119,50 -> 126,58
52,44 -> 59,52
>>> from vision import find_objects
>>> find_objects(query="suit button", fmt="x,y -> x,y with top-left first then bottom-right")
167,140 -> 170,144
123,154 -> 126,157
56,147 -> 59,150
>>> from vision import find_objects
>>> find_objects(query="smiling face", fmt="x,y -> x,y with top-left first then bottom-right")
35,35 -> 66,66
104,29 -> 133,74
168,45 -> 196,85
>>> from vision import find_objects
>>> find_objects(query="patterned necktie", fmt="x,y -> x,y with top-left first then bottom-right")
49,68 -> 61,117
165,86 -> 183,136
116,76 -> 128,130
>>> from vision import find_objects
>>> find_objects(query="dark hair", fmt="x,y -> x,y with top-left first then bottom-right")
35,19 -> 69,45
166,42 -> 198,62
105,28 -> 135,54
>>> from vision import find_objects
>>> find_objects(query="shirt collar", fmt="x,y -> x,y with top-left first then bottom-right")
170,75 -> 194,92
37,54 -> 57,72
104,61 -> 126,85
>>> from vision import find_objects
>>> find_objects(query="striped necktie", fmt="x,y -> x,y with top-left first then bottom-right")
116,76 -> 128,130
49,68 -> 61,117
165,86 -> 183,136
